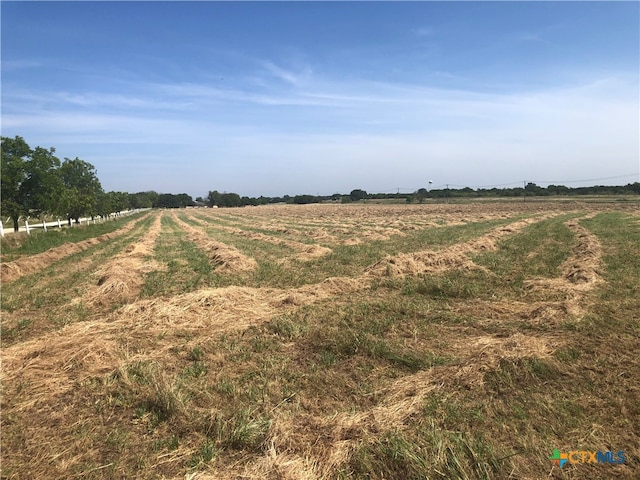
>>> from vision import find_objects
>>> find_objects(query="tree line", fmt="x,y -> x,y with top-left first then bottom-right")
1,136 -> 198,232
205,182 -> 640,207
4,136 -> 638,232
405,182 -> 640,203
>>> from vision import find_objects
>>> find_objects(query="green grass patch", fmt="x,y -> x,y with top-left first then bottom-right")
0,212 -> 147,261
473,214 -> 577,291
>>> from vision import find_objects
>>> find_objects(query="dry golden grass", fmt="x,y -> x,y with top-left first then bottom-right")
184,212 -> 333,262
171,212 -> 258,272
365,215 -> 553,277
0,213 -> 150,283
80,212 -> 165,307
1,202 -> 638,479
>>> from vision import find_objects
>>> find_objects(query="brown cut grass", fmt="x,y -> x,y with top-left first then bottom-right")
171,212 -> 258,272
184,212 -> 333,262
365,215 -> 552,277
0,213 -> 150,283
1,202 -> 638,480
80,212 -> 165,307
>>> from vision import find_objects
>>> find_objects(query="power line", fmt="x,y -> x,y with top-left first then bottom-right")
533,173 -> 639,185
373,173 -> 638,194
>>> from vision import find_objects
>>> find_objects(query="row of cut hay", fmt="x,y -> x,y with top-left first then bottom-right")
0,274 -> 367,424
195,201 -> 598,231
0,213 -> 560,420
259,221 -> 410,244
523,215 -> 604,315
191,203 -> 581,248
561,216 -> 603,287
192,208 -> 439,245
448,214 -> 606,323
171,213 -> 257,272
365,215 -> 552,278
185,212 -> 332,261
79,212 -> 164,307
0,211 -> 609,479
193,331 -> 558,480
0,213 -> 150,283
114,276 -> 366,336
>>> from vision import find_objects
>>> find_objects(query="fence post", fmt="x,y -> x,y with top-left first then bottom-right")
57,218 -> 62,229
25,220 -> 30,235
43,220 -> 47,232
0,221 -> 4,237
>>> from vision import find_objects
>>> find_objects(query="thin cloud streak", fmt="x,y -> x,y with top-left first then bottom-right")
2,59 -> 637,196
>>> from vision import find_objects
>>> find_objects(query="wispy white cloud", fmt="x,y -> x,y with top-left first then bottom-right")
1,59 -> 44,71
2,59 -> 637,196
259,61 -> 311,87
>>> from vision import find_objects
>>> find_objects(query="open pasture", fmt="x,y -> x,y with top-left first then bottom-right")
1,202 -> 639,479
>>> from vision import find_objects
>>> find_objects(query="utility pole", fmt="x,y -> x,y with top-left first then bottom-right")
523,180 -> 526,203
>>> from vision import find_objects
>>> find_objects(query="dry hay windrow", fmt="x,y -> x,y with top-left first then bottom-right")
452,299 -> 573,328
436,215 -> 606,328
365,215 -> 552,278
559,216 -> 603,287
189,204 -> 555,247
523,215 -> 604,315
0,212 -> 151,283
184,212 -> 332,261
0,276 -> 368,419
193,331 -> 558,480
418,214 -> 606,327
78,212 -> 165,307
1,204 -> 625,479
171,213 -> 257,272
114,275 -> 366,335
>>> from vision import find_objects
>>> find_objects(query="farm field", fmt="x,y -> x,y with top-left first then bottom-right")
1,202 -> 639,479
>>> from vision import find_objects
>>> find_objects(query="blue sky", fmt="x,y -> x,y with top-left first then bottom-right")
2,1 -> 639,197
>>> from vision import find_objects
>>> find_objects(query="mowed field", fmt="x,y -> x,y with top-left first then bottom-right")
1,202 -> 639,480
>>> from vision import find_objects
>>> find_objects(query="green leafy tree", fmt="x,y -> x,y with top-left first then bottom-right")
58,157 -> 103,223
24,146 -> 63,219
96,191 -> 128,217
155,193 -> 193,208
129,191 -> 154,209
415,188 -> 428,203
221,192 -> 241,207
293,194 -> 319,204
176,193 -> 193,208
112,191 -> 130,213
207,190 -> 222,207
207,190 -> 242,207
96,191 -> 115,218
349,189 -> 368,202
1,136 -> 32,231
1,136 -> 61,231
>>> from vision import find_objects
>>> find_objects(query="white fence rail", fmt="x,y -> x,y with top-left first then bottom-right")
0,209 -> 150,237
